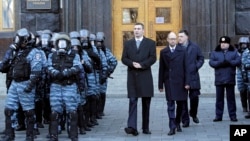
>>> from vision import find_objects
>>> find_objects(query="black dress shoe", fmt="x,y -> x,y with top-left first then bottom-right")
192,117 -> 199,123
176,125 -> 182,132
142,129 -> 151,134
213,118 -> 222,122
79,128 -> 86,135
230,118 -> 238,122
245,113 -> 250,119
182,123 -> 189,128
167,129 -> 175,135
124,127 -> 139,136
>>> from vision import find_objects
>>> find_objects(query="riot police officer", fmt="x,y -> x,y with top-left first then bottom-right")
240,37 -> 250,118
1,28 -> 46,141
236,37 -> 249,113
70,33 -> 93,134
79,29 -> 100,127
47,33 -> 82,141
95,32 -> 117,117
0,35 -> 19,136
39,31 -> 53,125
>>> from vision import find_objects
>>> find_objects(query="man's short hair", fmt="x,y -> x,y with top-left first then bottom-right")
179,29 -> 189,36
135,22 -> 144,29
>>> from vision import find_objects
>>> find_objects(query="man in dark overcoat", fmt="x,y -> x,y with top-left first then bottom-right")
158,32 -> 190,135
122,22 -> 156,136
178,30 -> 204,126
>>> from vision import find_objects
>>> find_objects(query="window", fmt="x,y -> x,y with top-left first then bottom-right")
0,0 -> 14,32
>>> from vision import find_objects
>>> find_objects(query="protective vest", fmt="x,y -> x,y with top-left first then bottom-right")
12,48 -> 32,82
51,51 -> 76,85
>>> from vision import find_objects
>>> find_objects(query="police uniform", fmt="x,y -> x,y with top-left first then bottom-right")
241,45 -> 250,118
209,36 -> 241,122
236,37 -> 250,114
47,34 -> 82,141
1,28 -> 45,141
70,37 -> 92,134
79,30 -> 100,127
95,32 -> 118,116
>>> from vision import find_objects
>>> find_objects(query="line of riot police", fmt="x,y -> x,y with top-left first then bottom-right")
236,36 -> 250,119
0,28 -> 117,141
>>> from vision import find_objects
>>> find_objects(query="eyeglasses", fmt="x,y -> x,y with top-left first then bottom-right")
168,38 -> 176,40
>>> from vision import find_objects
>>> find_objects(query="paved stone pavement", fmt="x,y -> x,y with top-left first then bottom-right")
0,95 -> 249,141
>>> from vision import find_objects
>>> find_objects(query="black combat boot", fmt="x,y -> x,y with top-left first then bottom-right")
85,99 -> 94,128
100,93 -> 106,116
49,112 -> 59,141
77,105 -> 86,134
1,109 -> 15,141
240,90 -> 248,112
25,110 -> 35,141
90,95 -> 98,126
68,111 -> 78,141
82,104 -> 91,131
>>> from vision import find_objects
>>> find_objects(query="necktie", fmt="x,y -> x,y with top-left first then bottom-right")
136,40 -> 141,48
171,48 -> 175,53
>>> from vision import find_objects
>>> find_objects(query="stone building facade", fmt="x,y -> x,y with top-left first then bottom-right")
0,0 -> 249,59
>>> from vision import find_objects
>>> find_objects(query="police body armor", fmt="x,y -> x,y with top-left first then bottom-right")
12,48 -> 32,82
51,51 -> 77,85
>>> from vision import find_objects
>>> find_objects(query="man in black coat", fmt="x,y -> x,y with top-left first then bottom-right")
122,22 -> 156,136
178,30 -> 204,127
158,32 -> 190,135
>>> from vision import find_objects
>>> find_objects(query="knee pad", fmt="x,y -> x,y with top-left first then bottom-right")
68,111 -> 77,121
87,95 -> 92,101
24,109 -> 35,117
90,95 -> 98,100
77,105 -> 83,112
4,108 -> 14,117
51,111 -> 59,121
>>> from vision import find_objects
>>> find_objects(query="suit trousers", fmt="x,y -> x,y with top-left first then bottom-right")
167,100 -> 176,129
189,89 -> 200,117
165,100 -> 186,130
181,100 -> 189,125
127,97 -> 151,130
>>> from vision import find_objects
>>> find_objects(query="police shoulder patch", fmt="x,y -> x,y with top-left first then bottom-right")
35,53 -> 42,61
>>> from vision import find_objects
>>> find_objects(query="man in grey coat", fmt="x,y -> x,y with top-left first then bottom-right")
122,22 -> 156,136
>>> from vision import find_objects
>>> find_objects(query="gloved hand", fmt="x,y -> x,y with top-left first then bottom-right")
24,85 -> 33,93
55,71 -> 64,80
220,60 -> 230,67
62,69 -> 70,77
244,64 -> 250,70
100,77 -> 107,84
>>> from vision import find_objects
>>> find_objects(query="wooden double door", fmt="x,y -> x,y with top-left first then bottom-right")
112,0 -> 182,59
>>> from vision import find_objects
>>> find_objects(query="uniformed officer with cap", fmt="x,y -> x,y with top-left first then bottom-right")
209,35 -> 241,122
